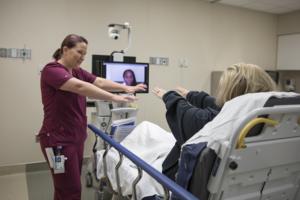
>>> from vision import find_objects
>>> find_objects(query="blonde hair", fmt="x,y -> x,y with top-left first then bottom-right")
216,63 -> 277,107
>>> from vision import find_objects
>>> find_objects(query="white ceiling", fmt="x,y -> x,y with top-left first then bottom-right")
214,0 -> 300,14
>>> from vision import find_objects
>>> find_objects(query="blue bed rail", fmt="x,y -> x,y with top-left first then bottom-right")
88,124 -> 199,200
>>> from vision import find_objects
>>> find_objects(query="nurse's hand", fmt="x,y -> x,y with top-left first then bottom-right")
125,83 -> 147,94
112,94 -> 137,103
152,87 -> 166,99
175,86 -> 190,98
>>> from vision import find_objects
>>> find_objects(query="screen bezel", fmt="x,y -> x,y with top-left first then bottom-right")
101,61 -> 149,93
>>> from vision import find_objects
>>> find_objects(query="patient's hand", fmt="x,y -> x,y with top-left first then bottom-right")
175,86 -> 190,98
152,87 -> 166,99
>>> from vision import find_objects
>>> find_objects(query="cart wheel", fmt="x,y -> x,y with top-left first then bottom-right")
96,189 -> 113,200
85,172 -> 93,187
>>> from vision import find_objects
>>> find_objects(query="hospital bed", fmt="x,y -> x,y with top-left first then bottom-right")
88,94 -> 300,200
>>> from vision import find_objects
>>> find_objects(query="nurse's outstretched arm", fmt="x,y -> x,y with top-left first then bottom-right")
93,77 -> 147,93
60,77 -> 136,103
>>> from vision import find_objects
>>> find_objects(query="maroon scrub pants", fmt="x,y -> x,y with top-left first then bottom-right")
40,140 -> 84,200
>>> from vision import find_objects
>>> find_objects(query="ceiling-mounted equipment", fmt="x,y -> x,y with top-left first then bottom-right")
108,22 -> 132,61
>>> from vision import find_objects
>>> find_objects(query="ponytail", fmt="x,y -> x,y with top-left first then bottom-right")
53,48 -> 61,60
53,34 -> 88,60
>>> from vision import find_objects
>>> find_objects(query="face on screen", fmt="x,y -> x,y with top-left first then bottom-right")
123,69 -> 137,86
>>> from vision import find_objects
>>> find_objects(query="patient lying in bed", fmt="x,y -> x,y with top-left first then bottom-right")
96,63 -> 279,199
96,91 -> 299,199
152,63 -> 278,181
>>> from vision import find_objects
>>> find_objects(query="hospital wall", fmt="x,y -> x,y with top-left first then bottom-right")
0,0 -> 278,167
277,11 -> 300,93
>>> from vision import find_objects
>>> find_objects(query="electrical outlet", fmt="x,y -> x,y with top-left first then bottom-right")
6,48 -> 11,57
149,57 -> 157,65
159,57 -> 169,65
179,58 -> 189,68
11,48 -> 17,58
0,48 -> 7,57
149,57 -> 169,66
20,49 -> 26,58
25,49 -> 31,59
18,49 -> 31,59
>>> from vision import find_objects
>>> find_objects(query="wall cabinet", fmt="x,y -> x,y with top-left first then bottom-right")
277,33 -> 300,70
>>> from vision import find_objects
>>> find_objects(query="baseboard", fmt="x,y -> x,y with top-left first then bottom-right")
0,157 -> 91,176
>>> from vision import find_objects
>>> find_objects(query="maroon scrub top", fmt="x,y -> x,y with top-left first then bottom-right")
39,61 -> 96,146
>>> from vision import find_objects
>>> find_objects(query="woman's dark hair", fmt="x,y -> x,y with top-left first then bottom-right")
53,34 -> 88,60
123,69 -> 137,86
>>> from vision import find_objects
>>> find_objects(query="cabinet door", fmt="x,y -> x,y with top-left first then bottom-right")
277,34 -> 300,70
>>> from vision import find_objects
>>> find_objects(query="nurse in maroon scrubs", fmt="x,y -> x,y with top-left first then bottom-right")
38,34 -> 146,200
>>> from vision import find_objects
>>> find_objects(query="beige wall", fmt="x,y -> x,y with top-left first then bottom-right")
278,10 -> 300,35
0,0 -> 278,166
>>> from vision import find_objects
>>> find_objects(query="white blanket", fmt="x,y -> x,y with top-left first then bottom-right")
96,121 -> 175,199
183,92 -> 299,156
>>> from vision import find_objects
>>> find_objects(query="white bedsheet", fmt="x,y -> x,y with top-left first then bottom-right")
96,121 -> 175,199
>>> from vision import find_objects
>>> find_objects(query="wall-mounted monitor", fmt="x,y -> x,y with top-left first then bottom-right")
100,61 -> 149,93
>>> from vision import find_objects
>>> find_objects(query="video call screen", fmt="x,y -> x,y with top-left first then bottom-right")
101,62 -> 149,93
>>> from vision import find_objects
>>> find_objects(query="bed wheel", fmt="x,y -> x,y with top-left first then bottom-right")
95,188 -> 113,200
85,172 -> 93,187
229,161 -> 238,170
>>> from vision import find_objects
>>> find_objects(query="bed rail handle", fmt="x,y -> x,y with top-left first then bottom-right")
132,167 -> 143,200
115,152 -> 124,197
163,185 -> 170,200
101,147 -> 116,194
88,124 -> 199,200
236,117 -> 278,149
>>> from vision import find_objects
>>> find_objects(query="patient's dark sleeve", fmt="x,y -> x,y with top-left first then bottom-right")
163,91 -> 219,145
186,91 -> 219,110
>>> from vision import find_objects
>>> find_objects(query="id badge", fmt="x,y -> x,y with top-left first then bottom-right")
45,146 -> 67,174
53,155 -> 66,174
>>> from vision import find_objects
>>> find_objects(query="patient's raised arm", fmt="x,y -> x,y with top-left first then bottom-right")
175,86 -> 190,98
152,87 -> 167,99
